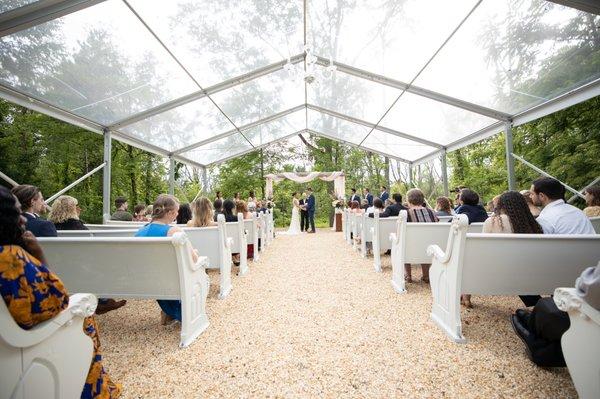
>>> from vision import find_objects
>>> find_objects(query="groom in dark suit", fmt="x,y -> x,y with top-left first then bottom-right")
299,193 -> 309,232
306,187 -> 316,233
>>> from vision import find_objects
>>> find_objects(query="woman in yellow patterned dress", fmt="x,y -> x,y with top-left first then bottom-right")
0,186 -> 121,398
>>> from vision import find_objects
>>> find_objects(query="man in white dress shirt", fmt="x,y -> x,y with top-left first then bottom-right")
530,177 -> 595,234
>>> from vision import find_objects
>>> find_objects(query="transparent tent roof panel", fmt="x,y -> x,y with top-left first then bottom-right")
414,0 -> 600,114
361,129 -> 438,162
243,109 -> 305,147
380,92 -> 498,146
307,67 -> 402,123
308,0 -> 479,83
121,97 -> 234,152
307,109 -> 370,144
210,68 -> 305,127
128,0 -> 304,88
0,0 -> 38,14
0,0 -> 197,125
181,133 -> 253,165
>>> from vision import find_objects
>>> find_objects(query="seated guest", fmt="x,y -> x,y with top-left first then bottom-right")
176,203 -> 192,225
477,191 -> 544,308
519,190 -> 541,217
49,195 -> 87,230
256,200 -> 268,214
349,200 -> 362,214
236,200 -> 252,219
366,197 -> 384,215
0,186 -> 121,398
530,177 -> 594,234
133,204 -> 147,221
511,262 -> 600,367
11,184 -> 57,237
583,185 -> 600,217
188,197 -> 217,227
360,199 -> 369,210
48,195 -> 125,313
370,193 -> 407,218
435,196 -> 453,217
135,194 -> 199,325
213,198 -> 223,218
111,196 -> 133,221
404,188 -> 439,284
144,204 -> 153,220
222,199 -> 238,222
455,189 -> 488,223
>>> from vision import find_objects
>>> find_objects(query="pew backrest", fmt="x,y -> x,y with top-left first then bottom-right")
590,216 -> 600,234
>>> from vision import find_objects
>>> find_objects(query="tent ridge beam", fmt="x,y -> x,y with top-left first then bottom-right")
306,104 -> 443,149
108,54 -> 305,130
314,56 -> 510,122
0,0 -> 107,38
172,104 -> 306,155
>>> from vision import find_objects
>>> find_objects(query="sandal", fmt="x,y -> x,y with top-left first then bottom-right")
160,311 -> 174,326
404,275 -> 413,283
95,299 -> 127,315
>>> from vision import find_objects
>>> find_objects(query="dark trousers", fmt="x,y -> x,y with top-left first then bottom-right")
308,211 -> 315,232
300,210 -> 308,231
520,295 -> 542,307
528,298 -> 570,342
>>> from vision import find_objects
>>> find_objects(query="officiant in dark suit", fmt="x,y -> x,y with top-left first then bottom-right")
299,193 -> 309,232
306,188 -> 316,233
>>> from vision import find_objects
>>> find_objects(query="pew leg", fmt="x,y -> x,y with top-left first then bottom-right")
390,247 -> 406,294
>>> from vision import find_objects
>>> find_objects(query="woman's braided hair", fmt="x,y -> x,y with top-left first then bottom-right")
151,194 -> 179,220
496,191 -> 543,234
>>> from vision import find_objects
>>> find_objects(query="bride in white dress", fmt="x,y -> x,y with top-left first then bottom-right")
282,192 -> 302,235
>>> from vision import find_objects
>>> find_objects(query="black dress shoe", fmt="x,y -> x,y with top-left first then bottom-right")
510,314 -> 534,360
516,308 -> 531,326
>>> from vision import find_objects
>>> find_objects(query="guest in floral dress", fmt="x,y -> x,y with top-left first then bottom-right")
0,186 -> 121,399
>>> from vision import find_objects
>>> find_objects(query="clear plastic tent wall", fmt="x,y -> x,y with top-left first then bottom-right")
0,0 -> 599,167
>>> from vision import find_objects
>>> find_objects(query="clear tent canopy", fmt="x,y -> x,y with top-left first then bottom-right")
0,0 -> 599,169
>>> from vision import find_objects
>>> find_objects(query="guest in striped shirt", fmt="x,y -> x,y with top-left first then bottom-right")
404,188 -> 439,283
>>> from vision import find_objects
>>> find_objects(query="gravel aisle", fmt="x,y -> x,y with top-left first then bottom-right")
98,230 -> 576,398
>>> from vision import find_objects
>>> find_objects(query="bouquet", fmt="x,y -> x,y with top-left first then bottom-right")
331,200 -> 344,209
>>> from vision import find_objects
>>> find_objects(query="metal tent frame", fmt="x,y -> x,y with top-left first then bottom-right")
0,0 -> 598,220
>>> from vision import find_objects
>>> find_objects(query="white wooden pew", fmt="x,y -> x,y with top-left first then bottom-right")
85,222 -> 188,230
554,287 -> 600,399
60,217 -> 236,299
258,212 -> 268,252
360,213 -> 398,272
225,214 -> 248,276
390,211 -> 483,293
38,232 -> 210,348
350,212 -> 363,251
590,216 -> 600,233
427,215 -> 600,343
244,215 -> 260,261
342,209 -> 351,244
0,293 -> 96,399
266,210 -> 275,243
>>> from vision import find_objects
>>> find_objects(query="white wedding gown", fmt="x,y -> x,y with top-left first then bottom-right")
282,198 -> 301,235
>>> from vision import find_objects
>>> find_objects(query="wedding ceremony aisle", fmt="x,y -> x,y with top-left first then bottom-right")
98,230 -> 575,398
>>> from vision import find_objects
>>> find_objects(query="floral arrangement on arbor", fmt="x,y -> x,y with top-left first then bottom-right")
331,199 -> 344,209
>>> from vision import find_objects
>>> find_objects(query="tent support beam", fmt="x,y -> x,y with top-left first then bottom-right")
511,153 -> 585,200
108,54 -> 306,130
314,56 -> 510,122
102,129 -> 112,224
0,170 -> 19,187
441,151 -> 449,196
504,123 -> 516,191
0,0 -> 107,38
306,104 -> 443,148
567,176 -> 600,203
46,162 -> 106,204
168,156 -> 175,195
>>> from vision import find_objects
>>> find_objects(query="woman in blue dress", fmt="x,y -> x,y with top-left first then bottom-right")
135,194 -> 199,325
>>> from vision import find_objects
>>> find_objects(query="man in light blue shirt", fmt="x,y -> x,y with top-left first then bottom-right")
531,177 -> 595,235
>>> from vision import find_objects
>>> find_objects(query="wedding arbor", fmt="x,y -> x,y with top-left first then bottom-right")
0,0 -> 599,220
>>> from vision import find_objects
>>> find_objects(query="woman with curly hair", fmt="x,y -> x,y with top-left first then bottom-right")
0,186 -> 121,398
583,185 -> 600,217
49,195 -> 88,230
461,191 -> 544,308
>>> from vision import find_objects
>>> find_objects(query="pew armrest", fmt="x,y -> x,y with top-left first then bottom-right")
427,244 -> 447,263
191,256 -> 209,272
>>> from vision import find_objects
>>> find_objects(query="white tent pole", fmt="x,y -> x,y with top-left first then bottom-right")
567,176 -> 600,203
201,167 -> 209,195
46,162 -> 106,204
0,170 -> 19,187
511,153 -> 585,200
168,156 -> 175,195
408,164 -> 413,187
441,151 -> 449,196
102,129 -> 112,224
504,122 -> 516,191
